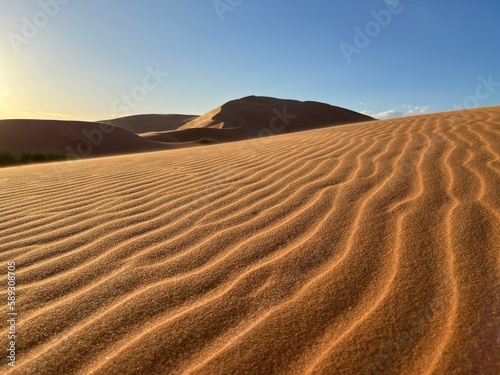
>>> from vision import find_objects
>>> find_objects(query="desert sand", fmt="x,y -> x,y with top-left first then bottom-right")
0,119 -> 169,157
0,105 -> 499,374
0,97 -> 374,157
101,114 -> 199,134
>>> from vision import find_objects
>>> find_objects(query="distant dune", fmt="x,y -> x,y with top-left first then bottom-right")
0,106 -> 498,374
103,96 -> 375,145
0,97 -> 373,159
179,95 -> 374,135
101,114 -> 198,134
0,119 -> 168,157
140,127 -> 246,144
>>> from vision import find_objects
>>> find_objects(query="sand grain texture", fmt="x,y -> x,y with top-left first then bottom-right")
0,107 -> 499,374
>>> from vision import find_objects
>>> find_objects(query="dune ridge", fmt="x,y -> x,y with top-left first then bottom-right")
0,107 -> 499,374
0,97 -> 373,158
179,95 -> 374,134
101,114 -> 199,134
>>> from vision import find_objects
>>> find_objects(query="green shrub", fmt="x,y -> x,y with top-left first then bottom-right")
197,138 -> 217,144
0,151 -> 16,166
0,149 -> 73,167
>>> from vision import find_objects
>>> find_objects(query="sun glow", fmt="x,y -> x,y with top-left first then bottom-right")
0,82 -> 10,98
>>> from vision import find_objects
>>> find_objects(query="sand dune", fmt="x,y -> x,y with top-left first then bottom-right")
108,96 -> 374,145
179,96 -> 374,136
0,97 -> 373,158
0,119 -> 168,157
101,114 -> 198,135
140,127 -> 247,143
0,107 -> 499,374
134,95 -> 375,145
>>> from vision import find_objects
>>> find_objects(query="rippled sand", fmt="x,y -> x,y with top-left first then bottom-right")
1,107 -> 499,374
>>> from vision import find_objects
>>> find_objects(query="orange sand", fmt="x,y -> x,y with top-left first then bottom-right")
0,106 -> 499,374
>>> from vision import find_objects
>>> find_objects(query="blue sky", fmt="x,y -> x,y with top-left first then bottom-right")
0,0 -> 499,121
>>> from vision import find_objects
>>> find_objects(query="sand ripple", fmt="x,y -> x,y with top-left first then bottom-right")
0,107 -> 499,374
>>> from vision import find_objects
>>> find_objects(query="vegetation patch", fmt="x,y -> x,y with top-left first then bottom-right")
0,150 -> 74,167
197,138 -> 217,144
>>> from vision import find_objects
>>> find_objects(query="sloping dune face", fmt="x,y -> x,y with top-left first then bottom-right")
0,119 -> 168,156
0,107 -> 499,374
101,114 -> 199,135
179,95 -> 374,135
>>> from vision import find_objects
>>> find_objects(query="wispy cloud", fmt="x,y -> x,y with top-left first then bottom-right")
0,105 -> 75,121
402,104 -> 430,116
363,104 -> 430,119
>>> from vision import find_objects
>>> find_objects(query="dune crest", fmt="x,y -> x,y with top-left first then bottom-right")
179,95 -> 374,134
0,107 -> 498,374
1,97 -> 372,157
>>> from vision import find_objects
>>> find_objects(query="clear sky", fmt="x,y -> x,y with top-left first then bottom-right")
0,0 -> 499,121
